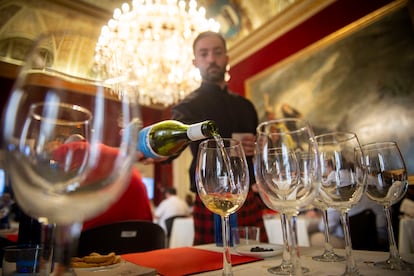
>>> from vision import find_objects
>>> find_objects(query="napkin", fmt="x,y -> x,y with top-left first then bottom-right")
122,247 -> 261,276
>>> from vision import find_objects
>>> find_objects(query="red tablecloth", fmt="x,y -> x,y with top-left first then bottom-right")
122,246 -> 261,276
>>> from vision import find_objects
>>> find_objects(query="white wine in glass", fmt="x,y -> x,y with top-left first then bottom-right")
360,141 -> 414,271
1,31 -> 140,275
196,138 -> 249,276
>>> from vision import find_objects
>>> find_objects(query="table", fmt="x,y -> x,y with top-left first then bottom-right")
3,244 -> 412,275
195,244 -> 414,276
399,216 -> 414,254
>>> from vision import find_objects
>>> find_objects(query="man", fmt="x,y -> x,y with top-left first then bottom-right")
171,31 -> 267,244
83,167 -> 154,231
154,187 -> 190,233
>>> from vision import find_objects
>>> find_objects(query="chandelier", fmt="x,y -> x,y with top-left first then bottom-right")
94,0 -> 220,107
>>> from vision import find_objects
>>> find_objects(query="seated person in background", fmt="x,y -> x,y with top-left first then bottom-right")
307,194 -> 387,250
52,140 -> 154,231
83,167 -> 153,230
154,187 -> 190,233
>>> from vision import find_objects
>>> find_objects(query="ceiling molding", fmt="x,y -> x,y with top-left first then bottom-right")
44,0 -> 112,20
228,0 -> 336,66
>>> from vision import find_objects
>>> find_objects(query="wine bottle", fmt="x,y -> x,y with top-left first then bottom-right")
138,120 -> 218,159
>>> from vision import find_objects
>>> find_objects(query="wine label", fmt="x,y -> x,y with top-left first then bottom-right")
187,122 -> 205,141
137,126 -> 162,159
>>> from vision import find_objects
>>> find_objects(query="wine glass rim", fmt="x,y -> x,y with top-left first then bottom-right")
256,118 -> 311,134
30,101 -> 92,125
360,141 -> 398,150
314,131 -> 357,144
199,137 -> 241,149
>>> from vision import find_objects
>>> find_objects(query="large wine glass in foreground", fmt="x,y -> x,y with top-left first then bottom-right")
255,118 -> 320,276
196,138 -> 249,276
315,132 -> 365,276
360,141 -> 414,271
1,31 -> 140,275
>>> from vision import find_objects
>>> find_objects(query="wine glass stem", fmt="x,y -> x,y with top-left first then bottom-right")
52,223 -> 82,276
384,206 -> 400,260
287,214 -> 303,276
280,213 -> 291,266
221,215 -> 233,276
322,209 -> 334,252
39,222 -> 56,276
340,211 -> 359,275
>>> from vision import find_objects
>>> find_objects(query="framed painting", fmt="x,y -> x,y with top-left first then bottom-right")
246,0 -> 414,175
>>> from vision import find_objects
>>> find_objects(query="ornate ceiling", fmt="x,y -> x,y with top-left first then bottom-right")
77,0 -> 296,46
0,0 -> 298,66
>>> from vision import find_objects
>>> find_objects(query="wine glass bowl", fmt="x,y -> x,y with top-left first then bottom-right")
1,31 -> 140,275
8,102 -> 93,223
255,118 -> 320,275
196,138 -> 249,275
360,141 -> 413,271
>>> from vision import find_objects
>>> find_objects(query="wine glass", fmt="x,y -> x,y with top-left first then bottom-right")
311,155 -> 345,262
1,31 -> 140,275
255,118 -> 320,276
196,138 -> 249,276
360,141 -> 414,271
254,157 -> 294,274
314,132 -> 365,276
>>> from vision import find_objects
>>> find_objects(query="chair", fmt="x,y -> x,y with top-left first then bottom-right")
169,217 -> 194,248
77,220 -> 166,256
263,215 -> 310,247
165,215 -> 188,238
349,209 -> 378,251
0,237 -> 17,268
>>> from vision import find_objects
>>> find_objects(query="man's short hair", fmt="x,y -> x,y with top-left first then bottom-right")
165,187 -> 177,195
192,31 -> 227,54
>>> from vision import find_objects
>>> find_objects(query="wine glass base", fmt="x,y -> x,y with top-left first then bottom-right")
268,264 -> 309,275
340,267 -> 362,276
374,257 -> 414,271
312,250 -> 345,262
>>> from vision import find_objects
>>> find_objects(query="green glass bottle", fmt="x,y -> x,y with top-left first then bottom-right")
138,120 -> 218,158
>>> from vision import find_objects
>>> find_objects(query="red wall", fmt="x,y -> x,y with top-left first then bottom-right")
228,0 -> 394,96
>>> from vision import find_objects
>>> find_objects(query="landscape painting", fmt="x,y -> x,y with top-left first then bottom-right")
246,1 -> 414,175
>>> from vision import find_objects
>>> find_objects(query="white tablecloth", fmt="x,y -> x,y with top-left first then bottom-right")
399,216 -> 414,254
195,244 -> 414,276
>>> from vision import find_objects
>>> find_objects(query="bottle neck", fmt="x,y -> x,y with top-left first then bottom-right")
187,122 -> 207,141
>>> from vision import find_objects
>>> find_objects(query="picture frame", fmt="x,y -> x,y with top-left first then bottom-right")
246,0 -> 414,175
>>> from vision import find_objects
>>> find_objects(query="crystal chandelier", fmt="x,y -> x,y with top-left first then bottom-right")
94,0 -> 220,107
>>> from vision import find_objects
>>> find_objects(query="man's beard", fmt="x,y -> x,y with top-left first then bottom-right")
201,65 -> 226,83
